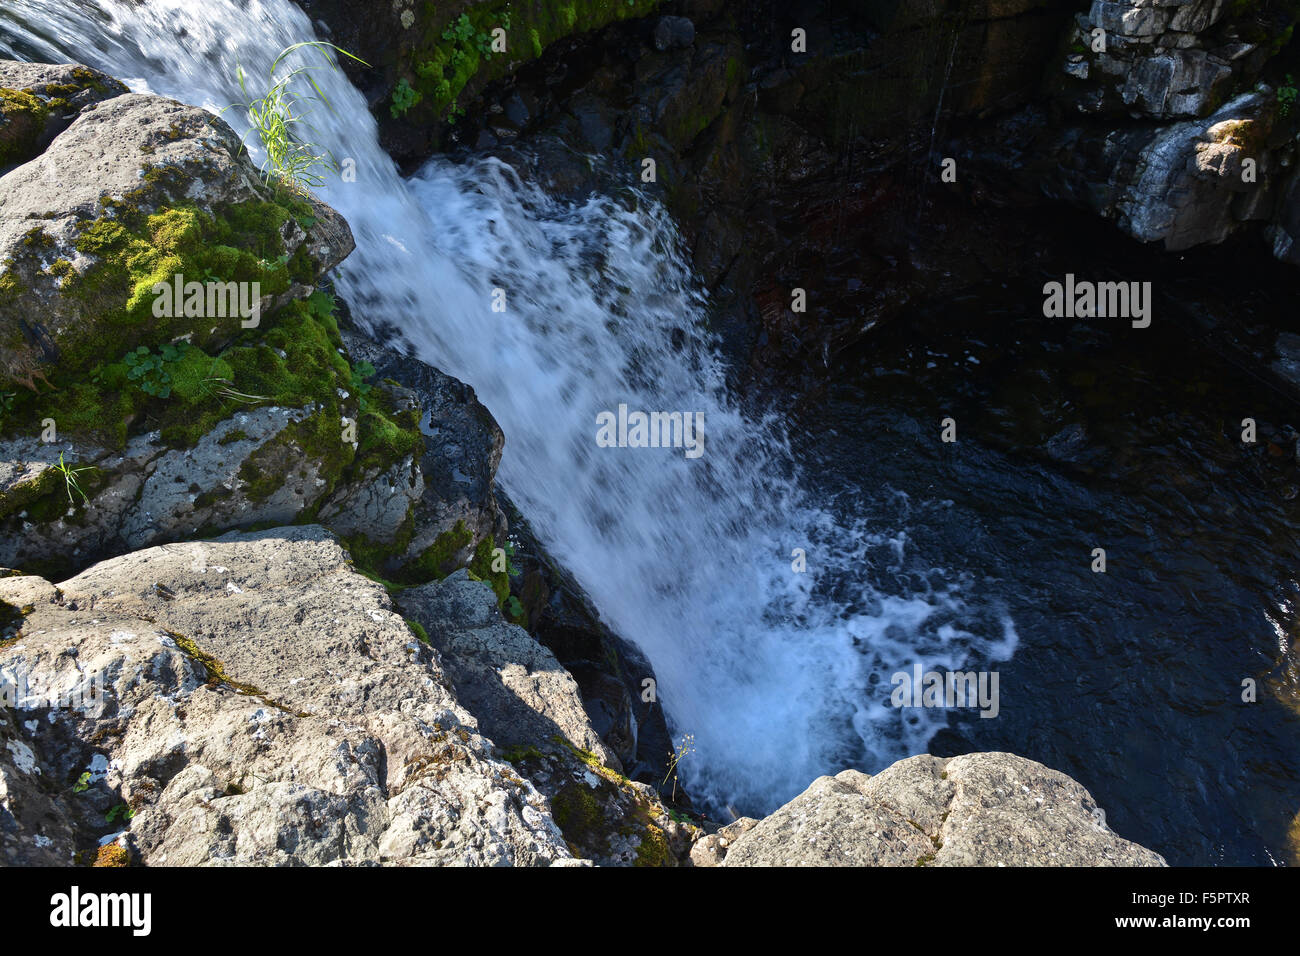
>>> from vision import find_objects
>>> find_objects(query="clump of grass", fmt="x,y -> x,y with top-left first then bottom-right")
52,452 -> 92,507
227,41 -> 369,193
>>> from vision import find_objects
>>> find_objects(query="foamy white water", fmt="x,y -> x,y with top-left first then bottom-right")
1,0 -> 1015,813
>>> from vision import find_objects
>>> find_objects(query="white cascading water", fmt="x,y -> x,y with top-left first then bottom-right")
1,0 -> 1015,813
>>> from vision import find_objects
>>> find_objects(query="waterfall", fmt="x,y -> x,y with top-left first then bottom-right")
0,0 -> 1015,814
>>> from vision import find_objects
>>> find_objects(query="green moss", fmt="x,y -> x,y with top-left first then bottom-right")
354,380 -> 422,475
467,534 -> 510,605
633,823 -> 671,867
406,618 -> 430,644
401,0 -> 665,123
23,462 -> 106,524
406,519 -> 474,581
4,287 -> 422,561
553,735 -> 626,782
6,278 -> 355,448
1,191 -> 303,391
498,744 -> 546,764
0,464 -> 61,520
544,734 -> 681,865
352,565 -> 410,594
238,403 -> 352,502
33,67 -> 115,102
550,782 -> 607,855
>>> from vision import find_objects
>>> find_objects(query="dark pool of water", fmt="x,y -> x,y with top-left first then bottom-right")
791,224 -> 1300,865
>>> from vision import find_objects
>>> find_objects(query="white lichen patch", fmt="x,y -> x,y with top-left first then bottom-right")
6,739 -> 39,774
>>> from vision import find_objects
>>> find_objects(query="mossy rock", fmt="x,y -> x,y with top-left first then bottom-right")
503,741 -> 697,865
385,0 -> 665,131
0,290 -> 428,576
0,87 -> 48,171
0,59 -> 128,171
0,92 -> 352,394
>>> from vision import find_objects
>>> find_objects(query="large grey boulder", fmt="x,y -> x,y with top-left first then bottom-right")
0,526 -> 574,865
706,753 -> 1166,867
0,62 -> 466,579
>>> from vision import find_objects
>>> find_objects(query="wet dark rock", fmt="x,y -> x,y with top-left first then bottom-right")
653,16 -> 696,52
1044,423 -> 1090,463
338,325 -> 509,570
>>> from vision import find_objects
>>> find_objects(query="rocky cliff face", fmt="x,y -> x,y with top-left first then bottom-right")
0,525 -> 1164,866
1028,0 -> 1300,258
334,0 -> 1300,383
0,49 -> 1176,866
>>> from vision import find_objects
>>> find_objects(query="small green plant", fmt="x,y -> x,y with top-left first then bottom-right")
1280,75 -> 1297,117
53,452 -> 92,507
105,804 -> 135,824
349,359 -> 376,402
72,771 -> 92,793
661,733 -> 695,803
442,13 -> 479,48
390,77 -> 422,118
228,41 -> 368,192
503,540 -> 521,578
124,342 -> 189,398
258,252 -> 291,273
505,594 -> 524,620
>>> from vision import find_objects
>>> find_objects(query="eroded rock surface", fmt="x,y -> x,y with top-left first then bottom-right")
703,753 -> 1167,867
0,525 -> 574,865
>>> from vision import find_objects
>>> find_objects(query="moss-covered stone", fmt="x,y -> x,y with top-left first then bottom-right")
550,781 -> 607,852
405,519 -> 475,581
505,737 -> 688,865
92,843 -> 130,867
394,0 -> 665,124
633,822 -> 671,866
0,87 -> 48,169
